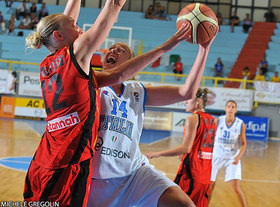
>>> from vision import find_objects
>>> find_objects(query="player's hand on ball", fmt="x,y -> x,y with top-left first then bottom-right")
113,0 -> 126,7
199,31 -> 218,49
175,23 -> 191,42
161,23 -> 191,52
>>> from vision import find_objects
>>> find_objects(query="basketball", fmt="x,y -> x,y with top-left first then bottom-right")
177,3 -> 218,44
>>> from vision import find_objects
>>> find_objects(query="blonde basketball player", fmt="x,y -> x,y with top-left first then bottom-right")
208,100 -> 247,207
87,33 -> 217,207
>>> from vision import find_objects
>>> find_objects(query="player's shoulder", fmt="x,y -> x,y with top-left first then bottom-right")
218,115 -> 226,121
125,81 -> 146,93
235,116 -> 244,125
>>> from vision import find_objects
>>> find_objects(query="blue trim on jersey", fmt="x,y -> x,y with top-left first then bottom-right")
140,82 -> 146,112
109,83 -> 125,98
225,116 -> 236,129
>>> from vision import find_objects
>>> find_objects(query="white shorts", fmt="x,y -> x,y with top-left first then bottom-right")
87,165 -> 177,207
211,156 -> 241,182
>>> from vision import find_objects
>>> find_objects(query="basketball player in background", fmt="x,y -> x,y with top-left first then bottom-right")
147,88 -> 216,207
23,0 -> 190,205
87,34 -> 217,206
208,100 -> 247,207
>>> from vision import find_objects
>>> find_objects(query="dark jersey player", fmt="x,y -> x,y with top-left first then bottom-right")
23,0 -> 191,206
147,88 -> 216,207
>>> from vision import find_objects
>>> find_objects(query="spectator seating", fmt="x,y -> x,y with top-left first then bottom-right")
0,2 -> 256,86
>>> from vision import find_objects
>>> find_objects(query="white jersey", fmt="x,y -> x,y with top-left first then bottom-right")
213,115 -> 243,158
92,82 -> 149,179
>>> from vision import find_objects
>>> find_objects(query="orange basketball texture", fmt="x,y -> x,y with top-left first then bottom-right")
177,3 -> 218,44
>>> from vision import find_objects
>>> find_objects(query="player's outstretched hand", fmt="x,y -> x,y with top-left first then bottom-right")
113,0 -> 126,7
161,23 -> 191,52
199,27 -> 219,49
146,152 -> 161,159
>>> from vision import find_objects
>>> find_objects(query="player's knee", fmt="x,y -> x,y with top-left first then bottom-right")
232,181 -> 241,192
158,187 -> 195,207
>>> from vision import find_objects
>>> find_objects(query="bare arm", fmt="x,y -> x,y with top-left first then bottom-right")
63,0 -> 81,23
178,35 -> 217,98
146,114 -> 198,159
233,123 -> 247,164
73,0 -> 126,75
214,117 -> 219,126
144,33 -> 217,106
95,23 -> 190,88
8,78 -> 17,91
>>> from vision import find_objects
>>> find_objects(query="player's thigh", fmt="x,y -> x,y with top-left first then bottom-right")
158,186 -> 195,207
225,159 -> 241,182
211,157 -> 225,181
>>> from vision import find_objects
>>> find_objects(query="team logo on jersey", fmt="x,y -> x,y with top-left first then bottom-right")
133,92 -> 139,102
95,136 -> 103,151
198,151 -> 212,159
103,90 -> 109,95
47,112 -> 80,132
112,136 -> 118,142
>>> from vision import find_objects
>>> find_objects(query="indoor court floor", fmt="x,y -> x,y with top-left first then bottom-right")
0,117 -> 279,206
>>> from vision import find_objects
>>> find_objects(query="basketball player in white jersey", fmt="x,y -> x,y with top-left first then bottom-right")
86,34 -> 217,206
208,100 -> 247,207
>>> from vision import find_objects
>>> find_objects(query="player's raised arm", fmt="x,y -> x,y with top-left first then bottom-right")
95,23 -> 190,88
63,0 -> 81,23
73,0 -> 126,75
178,34 -> 217,98
144,33 -> 217,106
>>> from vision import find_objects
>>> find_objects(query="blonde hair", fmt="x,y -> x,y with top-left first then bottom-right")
26,13 -> 64,49
196,88 -> 210,108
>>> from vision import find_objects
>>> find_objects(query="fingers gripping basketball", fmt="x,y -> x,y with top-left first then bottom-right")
177,3 -> 218,44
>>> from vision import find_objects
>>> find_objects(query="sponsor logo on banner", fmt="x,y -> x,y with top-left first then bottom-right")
18,71 -> 41,97
238,116 -> 269,140
140,82 -> 254,112
144,110 -> 172,130
47,112 -> 80,132
254,81 -> 280,103
172,112 -> 191,132
14,97 -> 46,118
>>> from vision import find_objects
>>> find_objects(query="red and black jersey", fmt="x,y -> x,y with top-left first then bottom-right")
175,111 -> 216,186
35,45 -> 100,169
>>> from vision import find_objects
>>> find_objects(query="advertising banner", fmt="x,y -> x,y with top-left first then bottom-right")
172,112 -> 191,132
18,71 -> 41,97
0,96 -> 16,118
238,115 -> 269,141
0,69 -> 14,94
254,81 -> 280,103
156,86 -> 254,112
171,112 -> 269,140
139,82 -> 254,112
143,110 -> 172,131
14,97 -> 46,118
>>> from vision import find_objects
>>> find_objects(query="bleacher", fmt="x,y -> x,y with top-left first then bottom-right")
266,23 -> 280,81
2,1 -> 277,84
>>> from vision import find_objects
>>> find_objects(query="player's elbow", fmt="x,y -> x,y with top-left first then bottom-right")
179,87 -> 196,100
